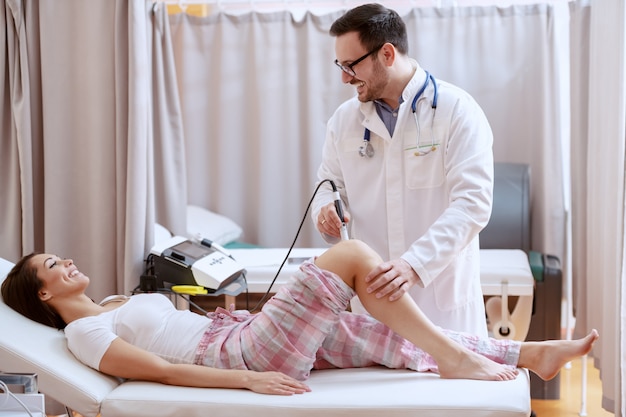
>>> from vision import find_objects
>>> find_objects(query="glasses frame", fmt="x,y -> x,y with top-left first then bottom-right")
334,44 -> 385,77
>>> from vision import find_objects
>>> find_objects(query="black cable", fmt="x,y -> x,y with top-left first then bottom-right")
249,179 -> 335,313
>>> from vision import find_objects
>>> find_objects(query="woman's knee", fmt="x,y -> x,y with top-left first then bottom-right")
339,238 -> 368,251
331,240 -> 382,270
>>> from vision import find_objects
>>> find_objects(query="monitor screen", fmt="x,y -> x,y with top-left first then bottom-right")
171,240 -> 212,260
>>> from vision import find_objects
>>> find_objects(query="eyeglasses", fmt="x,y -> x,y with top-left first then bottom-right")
334,44 -> 384,77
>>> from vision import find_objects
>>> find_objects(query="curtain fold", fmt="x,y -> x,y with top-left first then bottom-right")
0,0 -> 38,261
151,3 -> 188,237
0,0 -> 155,301
575,1 -> 625,413
167,9 -> 348,247
117,0 -> 154,295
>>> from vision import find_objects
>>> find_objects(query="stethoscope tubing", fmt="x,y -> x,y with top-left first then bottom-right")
411,71 -> 437,112
360,71 -> 438,158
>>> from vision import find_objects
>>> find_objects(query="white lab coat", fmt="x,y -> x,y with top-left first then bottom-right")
313,65 -> 493,337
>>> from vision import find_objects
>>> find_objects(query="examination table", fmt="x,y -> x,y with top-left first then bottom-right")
0,256 -> 532,417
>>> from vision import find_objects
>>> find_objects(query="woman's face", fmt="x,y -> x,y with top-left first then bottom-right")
31,254 -> 90,301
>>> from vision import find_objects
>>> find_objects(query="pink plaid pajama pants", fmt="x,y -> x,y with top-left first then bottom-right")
194,261 -> 520,380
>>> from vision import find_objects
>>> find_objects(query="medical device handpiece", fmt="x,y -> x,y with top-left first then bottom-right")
196,234 -> 234,259
333,191 -> 350,241
329,181 -> 350,241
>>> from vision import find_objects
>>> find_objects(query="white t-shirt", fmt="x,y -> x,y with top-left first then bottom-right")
64,293 -> 212,370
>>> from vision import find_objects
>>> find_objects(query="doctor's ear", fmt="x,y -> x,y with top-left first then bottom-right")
380,43 -> 396,66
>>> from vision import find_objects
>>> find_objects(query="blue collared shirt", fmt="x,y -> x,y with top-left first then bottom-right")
374,96 -> 404,136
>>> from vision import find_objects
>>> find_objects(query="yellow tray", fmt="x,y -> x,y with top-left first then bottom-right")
171,285 -> 208,295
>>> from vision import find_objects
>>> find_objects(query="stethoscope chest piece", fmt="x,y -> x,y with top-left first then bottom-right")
359,128 -> 375,157
359,140 -> 374,157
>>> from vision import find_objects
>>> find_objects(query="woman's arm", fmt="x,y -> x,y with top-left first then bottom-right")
99,338 -> 311,395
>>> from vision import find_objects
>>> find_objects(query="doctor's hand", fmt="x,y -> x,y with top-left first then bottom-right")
364,259 -> 420,302
317,203 -> 351,238
246,371 -> 311,395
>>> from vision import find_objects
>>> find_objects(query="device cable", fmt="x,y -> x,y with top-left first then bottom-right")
249,179 -> 341,312
136,179 -> 343,314
0,381 -> 37,417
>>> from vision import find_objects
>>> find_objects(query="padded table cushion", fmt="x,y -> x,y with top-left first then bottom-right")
101,369 -> 530,417
480,249 -> 534,297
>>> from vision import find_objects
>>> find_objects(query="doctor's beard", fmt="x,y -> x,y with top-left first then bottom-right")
354,57 -> 390,103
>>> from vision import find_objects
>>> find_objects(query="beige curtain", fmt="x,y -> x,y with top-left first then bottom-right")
0,0 -> 156,299
168,3 -> 573,254
0,0 -> 40,261
570,1 -> 625,414
166,9 -> 348,248
151,3 -> 188,236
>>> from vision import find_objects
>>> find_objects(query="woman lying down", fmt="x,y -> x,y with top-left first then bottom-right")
2,239 -> 598,396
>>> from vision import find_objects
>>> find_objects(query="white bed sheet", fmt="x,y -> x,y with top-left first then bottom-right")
0,257 -> 531,417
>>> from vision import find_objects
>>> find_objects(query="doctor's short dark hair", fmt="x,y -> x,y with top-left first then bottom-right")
330,3 -> 409,56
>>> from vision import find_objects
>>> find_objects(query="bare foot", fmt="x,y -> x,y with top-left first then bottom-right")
519,329 -> 599,381
438,349 -> 520,381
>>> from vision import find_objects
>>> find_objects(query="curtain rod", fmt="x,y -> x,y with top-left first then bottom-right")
152,0 -> 434,6
153,0 -> 569,5
150,0 -> 447,19
150,0 -> 436,14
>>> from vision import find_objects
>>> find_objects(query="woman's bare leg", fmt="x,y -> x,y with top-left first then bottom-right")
314,240 -> 519,381
315,240 -> 599,381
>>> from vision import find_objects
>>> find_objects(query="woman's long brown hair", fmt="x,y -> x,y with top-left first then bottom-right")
1,253 -> 67,330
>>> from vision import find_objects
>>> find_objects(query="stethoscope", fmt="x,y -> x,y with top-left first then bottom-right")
359,71 -> 439,158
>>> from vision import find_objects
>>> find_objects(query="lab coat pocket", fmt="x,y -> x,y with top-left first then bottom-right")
404,145 -> 444,189
340,134 -> 374,161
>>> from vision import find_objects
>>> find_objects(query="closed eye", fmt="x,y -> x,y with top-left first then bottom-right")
47,256 -> 62,269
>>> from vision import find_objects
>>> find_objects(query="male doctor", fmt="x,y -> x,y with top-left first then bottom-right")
312,3 -> 493,337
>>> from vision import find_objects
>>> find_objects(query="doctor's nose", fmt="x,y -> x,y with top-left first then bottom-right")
342,72 -> 355,84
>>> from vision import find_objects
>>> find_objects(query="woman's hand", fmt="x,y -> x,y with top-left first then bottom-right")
245,370 -> 311,395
